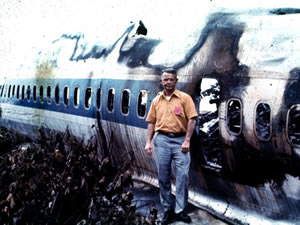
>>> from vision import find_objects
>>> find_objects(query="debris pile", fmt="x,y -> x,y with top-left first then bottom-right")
0,126 -> 16,154
0,127 -> 158,225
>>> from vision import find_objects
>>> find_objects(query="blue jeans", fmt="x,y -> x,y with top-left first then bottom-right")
154,133 -> 190,214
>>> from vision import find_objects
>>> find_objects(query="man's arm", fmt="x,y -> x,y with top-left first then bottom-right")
145,123 -> 155,156
181,117 -> 197,152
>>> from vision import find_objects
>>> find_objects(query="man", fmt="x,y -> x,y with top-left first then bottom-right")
145,68 -> 197,225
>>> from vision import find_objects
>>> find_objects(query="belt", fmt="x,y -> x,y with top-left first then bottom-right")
158,131 -> 186,138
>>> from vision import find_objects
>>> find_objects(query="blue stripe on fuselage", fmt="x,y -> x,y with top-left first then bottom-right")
1,78 -> 185,129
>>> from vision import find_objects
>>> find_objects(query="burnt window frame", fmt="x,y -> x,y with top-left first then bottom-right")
84,87 -> 92,110
55,85 -> 60,105
96,87 -> 102,110
287,104 -> 300,147
121,89 -> 130,115
226,98 -> 242,136
40,86 -> 44,103
107,88 -> 115,113
137,90 -> 148,118
73,86 -> 80,108
64,86 -> 69,107
33,85 -> 37,102
254,101 -> 272,141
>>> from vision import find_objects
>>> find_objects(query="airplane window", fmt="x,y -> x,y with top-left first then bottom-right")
121,89 -> 130,115
47,86 -> 51,104
255,103 -> 271,140
27,85 -> 31,101
33,85 -> 37,102
2,85 -> 6,97
12,85 -> 15,96
287,105 -> 300,146
4,85 -> 7,97
64,86 -> 69,106
137,90 -> 147,118
227,99 -> 242,134
74,87 -> 80,107
0,85 -> 3,97
96,88 -> 101,110
8,85 -> 11,98
85,87 -> 92,109
40,86 -> 44,103
107,88 -> 115,112
55,85 -> 59,105
21,85 -> 25,100
16,85 -> 20,99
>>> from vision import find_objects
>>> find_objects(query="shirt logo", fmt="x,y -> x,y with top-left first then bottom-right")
174,106 -> 181,115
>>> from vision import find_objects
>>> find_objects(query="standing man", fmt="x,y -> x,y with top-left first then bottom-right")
145,68 -> 197,225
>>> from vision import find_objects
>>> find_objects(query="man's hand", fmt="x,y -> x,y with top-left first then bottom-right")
145,142 -> 153,156
181,140 -> 190,152
181,118 -> 196,152
145,123 -> 155,156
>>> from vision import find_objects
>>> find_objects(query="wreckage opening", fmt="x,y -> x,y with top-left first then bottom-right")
195,78 -> 222,171
288,104 -> 300,146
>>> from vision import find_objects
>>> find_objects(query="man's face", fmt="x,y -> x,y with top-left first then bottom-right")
160,72 -> 177,93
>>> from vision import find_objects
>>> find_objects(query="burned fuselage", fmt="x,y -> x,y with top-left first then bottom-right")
1,8 -> 300,225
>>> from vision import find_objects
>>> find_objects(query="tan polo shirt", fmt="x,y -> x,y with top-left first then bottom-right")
146,89 -> 198,133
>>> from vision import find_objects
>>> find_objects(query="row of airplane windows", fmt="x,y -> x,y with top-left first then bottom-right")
0,84 -> 148,118
223,99 -> 300,145
0,83 -> 299,146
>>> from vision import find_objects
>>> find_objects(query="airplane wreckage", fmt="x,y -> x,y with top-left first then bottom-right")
1,6 -> 300,225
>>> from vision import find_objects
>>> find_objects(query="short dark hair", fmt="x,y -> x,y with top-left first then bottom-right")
161,68 -> 177,77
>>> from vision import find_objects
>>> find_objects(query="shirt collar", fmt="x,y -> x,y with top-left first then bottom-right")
162,89 -> 180,99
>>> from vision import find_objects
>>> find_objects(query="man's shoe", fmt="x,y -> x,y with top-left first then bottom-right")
161,208 -> 176,225
176,211 -> 191,223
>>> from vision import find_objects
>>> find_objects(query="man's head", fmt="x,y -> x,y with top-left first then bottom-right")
160,68 -> 178,95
